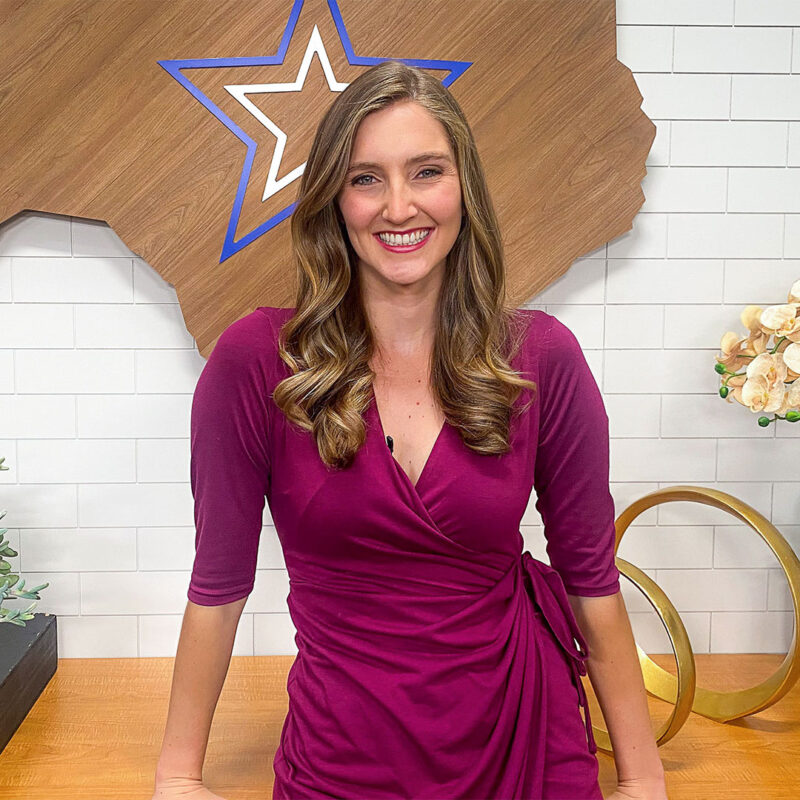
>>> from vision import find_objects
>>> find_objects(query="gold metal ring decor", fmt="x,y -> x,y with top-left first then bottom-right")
589,485 -> 800,755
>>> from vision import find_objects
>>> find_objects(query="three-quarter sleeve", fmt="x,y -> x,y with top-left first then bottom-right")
532,314 -> 621,597
187,315 -> 271,606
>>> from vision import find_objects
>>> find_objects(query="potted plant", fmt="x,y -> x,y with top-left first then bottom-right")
0,454 -> 58,753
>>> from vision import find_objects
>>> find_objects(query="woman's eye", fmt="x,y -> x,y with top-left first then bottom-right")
350,167 -> 442,187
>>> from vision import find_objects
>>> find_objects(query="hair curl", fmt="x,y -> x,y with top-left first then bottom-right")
272,59 -> 537,470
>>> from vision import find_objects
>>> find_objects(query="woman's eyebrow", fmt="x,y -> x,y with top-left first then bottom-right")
346,152 -> 452,174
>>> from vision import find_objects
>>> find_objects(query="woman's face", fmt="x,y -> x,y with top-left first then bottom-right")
335,100 -> 464,294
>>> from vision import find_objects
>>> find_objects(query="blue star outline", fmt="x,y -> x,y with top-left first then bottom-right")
157,0 -> 473,263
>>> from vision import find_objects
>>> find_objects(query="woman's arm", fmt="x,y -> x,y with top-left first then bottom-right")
155,596 -> 248,781
568,591 -> 667,788
529,313 -> 667,793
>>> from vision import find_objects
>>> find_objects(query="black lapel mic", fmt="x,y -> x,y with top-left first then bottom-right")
385,435 -> 394,453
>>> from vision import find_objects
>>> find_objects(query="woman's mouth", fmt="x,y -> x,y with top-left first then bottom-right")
373,228 -> 433,253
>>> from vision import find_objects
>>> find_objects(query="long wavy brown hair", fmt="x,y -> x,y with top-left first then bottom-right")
272,59 -> 537,470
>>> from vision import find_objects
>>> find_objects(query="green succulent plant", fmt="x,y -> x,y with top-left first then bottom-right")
0,455 -> 50,627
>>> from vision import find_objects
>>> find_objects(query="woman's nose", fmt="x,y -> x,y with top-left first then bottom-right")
382,182 -> 417,222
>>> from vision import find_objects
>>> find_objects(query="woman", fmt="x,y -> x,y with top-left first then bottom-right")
153,60 -> 668,799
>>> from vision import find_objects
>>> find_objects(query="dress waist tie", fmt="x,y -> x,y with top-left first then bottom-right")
520,550 -> 598,754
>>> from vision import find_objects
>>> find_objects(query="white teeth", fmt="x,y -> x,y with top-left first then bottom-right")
378,229 -> 430,246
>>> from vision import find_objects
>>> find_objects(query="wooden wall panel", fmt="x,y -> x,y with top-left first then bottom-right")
0,0 -> 654,356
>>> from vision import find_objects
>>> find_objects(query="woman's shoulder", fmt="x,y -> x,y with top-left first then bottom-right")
254,305 -> 297,329
205,306 -> 295,381
515,308 -> 582,359
515,307 -> 550,336
512,308 -> 591,390
213,306 -> 294,347
512,307 -> 555,368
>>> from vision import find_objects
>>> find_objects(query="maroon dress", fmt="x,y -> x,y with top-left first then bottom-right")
188,306 -> 620,799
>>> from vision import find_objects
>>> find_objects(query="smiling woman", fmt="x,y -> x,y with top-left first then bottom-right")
335,100 -> 465,289
175,58 -> 656,800
278,59 -> 525,474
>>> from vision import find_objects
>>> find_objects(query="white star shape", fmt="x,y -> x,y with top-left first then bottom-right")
223,25 -> 350,202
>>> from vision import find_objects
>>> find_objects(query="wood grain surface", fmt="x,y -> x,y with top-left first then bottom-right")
0,653 -> 797,798
0,0 -> 653,357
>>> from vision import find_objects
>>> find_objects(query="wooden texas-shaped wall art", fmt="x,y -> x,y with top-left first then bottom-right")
0,0 -> 654,356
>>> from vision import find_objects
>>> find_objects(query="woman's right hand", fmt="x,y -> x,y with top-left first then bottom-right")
151,775 -> 227,799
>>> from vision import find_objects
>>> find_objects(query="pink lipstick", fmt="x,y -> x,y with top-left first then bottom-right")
373,228 -> 433,253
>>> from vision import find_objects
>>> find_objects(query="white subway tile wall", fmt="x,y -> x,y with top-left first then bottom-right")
1,4 -> 799,657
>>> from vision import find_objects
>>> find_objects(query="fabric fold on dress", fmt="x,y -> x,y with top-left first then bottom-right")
521,550 -> 597,755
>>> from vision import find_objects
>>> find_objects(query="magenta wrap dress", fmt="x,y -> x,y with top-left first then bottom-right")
187,306 -> 621,800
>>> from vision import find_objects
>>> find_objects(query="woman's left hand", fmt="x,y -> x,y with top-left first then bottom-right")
605,775 -> 669,800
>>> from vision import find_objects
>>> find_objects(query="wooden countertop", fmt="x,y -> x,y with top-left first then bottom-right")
1,653 -> 797,799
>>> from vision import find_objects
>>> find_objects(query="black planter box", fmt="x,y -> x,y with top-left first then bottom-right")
0,612 -> 58,753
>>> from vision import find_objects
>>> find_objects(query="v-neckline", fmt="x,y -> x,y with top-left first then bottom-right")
369,386 -> 447,493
